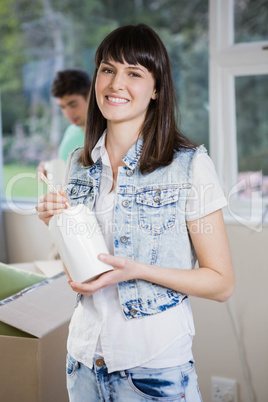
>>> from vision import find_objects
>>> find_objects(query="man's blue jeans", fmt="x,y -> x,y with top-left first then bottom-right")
66,354 -> 203,401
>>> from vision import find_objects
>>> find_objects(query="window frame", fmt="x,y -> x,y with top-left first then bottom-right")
0,92 -> 7,260
1,0 -> 268,228
209,0 -> 268,228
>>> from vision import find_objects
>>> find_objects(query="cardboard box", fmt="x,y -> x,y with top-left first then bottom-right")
11,259 -> 66,278
0,263 -> 76,402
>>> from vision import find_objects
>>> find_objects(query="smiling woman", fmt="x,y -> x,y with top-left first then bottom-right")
81,24 -> 195,175
95,60 -> 157,130
36,23 -> 234,402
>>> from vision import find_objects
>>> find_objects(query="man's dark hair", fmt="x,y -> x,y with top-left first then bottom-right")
51,69 -> 91,99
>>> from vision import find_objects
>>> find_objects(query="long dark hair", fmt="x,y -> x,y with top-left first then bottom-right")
79,24 -> 196,173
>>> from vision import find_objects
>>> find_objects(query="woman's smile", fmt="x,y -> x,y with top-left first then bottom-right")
105,95 -> 130,105
95,59 -> 157,127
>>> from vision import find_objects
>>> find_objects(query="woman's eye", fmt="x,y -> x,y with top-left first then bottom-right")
102,68 -> 114,74
129,72 -> 141,77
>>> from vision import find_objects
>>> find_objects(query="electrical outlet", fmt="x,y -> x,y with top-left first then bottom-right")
211,376 -> 238,402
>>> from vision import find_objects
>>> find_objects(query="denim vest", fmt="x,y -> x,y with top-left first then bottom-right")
66,138 -> 206,320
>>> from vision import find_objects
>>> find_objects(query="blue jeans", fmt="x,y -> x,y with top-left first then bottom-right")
66,354 -> 203,401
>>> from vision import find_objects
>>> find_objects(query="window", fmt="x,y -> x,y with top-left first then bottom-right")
0,0 -> 209,212
209,0 -> 268,229
0,94 -> 6,260
236,75 -> 268,199
234,0 -> 268,43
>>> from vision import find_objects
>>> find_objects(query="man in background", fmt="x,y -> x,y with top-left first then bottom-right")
37,69 -> 91,178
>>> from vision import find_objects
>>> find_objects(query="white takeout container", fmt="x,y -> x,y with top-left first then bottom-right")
49,204 -> 113,283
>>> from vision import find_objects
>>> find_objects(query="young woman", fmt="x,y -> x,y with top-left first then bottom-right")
36,24 -> 234,401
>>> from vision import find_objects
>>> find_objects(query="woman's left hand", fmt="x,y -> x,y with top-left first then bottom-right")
68,254 -> 142,296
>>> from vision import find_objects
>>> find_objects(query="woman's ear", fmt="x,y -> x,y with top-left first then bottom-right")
151,89 -> 157,100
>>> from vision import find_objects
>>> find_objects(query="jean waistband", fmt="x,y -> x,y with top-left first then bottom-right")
93,355 -> 107,372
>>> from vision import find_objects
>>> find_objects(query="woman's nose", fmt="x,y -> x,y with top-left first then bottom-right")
109,72 -> 125,91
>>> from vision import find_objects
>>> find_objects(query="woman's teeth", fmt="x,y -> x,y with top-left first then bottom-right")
107,97 -> 128,103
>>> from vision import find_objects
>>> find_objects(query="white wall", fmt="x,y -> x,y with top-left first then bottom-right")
3,208 -> 53,263
3,209 -> 268,401
192,224 -> 268,402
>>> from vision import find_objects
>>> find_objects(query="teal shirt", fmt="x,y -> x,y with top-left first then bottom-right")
58,124 -> 85,162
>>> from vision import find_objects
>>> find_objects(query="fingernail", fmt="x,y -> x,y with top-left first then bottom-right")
99,254 -> 106,261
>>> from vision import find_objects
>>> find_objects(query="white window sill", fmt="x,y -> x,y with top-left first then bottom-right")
1,198 -> 38,216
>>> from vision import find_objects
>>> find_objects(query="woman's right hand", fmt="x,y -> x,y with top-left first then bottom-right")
35,189 -> 69,226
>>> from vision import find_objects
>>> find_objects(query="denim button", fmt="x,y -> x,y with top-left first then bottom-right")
129,308 -> 137,317
126,169 -> 134,177
120,236 -> 128,244
122,200 -> 130,208
72,187 -> 77,194
96,358 -> 105,367
153,195 -> 161,203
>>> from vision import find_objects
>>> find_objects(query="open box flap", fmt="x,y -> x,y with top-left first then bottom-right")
0,273 -> 75,338
34,260 -> 65,277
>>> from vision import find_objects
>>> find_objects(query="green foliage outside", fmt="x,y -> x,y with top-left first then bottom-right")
0,0 -> 267,199
3,164 -> 46,199
0,1 -> 209,157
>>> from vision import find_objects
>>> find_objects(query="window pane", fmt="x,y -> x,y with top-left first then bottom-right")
234,0 -> 268,43
1,0 -> 208,200
235,75 -> 268,199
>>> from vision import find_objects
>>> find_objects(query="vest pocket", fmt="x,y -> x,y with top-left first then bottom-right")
65,181 -> 93,204
136,186 -> 180,234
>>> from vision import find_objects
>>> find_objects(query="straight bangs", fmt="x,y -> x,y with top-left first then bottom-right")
95,24 -> 162,90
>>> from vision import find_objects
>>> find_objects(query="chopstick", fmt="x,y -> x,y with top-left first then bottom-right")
40,173 -> 71,207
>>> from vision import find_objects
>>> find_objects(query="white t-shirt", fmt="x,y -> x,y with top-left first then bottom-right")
67,137 -> 227,373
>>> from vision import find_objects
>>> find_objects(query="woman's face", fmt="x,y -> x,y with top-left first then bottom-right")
95,59 -> 156,128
